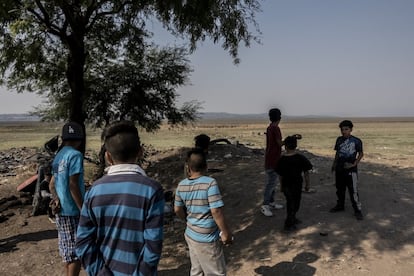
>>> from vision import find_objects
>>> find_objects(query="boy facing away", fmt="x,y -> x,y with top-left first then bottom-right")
175,148 -> 233,276
262,108 -> 284,217
50,122 -> 85,276
276,135 -> 313,231
76,121 -> 165,275
330,120 -> 364,220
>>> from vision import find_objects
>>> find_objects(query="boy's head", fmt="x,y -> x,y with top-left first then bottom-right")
268,108 -> 281,122
186,148 -> 207,173
61,122 -> 84,150
339,120 -> 353,137
339,120 -> 353,129
284,136 -> 298,150
104,121 -> 141,164
194,134 -> 210,152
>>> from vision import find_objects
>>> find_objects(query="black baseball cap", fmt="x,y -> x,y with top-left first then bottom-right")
61,122 -> 84,141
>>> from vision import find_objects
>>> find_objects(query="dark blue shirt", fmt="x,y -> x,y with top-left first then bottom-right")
334,135 -> 363,172
76,165 -> 164,276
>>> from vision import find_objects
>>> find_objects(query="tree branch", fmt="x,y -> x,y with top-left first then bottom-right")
85,1 -> 141,34
27,1 -> 64,37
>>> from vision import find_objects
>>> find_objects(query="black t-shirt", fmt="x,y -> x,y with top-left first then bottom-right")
276,153 -> 313,186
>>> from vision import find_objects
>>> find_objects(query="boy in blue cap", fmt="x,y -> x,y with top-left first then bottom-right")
50,122 -> 85,276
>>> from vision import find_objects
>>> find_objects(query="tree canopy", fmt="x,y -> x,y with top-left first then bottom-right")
0,0 -> 262,130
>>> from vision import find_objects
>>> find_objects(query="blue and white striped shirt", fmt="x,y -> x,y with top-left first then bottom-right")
175,175 -> 224,243
76,164 -> 164,276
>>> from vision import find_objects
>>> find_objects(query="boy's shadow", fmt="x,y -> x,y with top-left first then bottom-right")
255,252 -> 318,276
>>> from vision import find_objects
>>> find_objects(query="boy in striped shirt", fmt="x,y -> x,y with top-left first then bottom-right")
175,148 -> 233,276
76,121 -> 165,275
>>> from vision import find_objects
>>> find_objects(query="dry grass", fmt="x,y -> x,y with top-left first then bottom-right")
1,118 -> 414,162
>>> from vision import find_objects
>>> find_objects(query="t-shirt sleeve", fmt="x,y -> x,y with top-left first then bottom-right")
334,137 -> 340,151
208,180 -> 224,209
174,185 -> 184,207
69,151 -> 83,176
301,155 -> 313,172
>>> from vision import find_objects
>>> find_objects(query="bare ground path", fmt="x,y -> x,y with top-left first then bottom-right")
1,144 -> 414,275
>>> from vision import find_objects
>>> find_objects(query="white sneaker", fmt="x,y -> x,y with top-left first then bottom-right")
261,205 -> 273,217
269,202 -> 284,209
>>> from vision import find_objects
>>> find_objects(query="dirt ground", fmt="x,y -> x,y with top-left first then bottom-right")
1,142 -> 414,276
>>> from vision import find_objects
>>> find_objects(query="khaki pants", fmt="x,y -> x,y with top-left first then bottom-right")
185,234 -> 226,276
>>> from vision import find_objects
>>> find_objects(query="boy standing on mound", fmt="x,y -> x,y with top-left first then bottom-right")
330,120 -> 364,220
276,136 -> 313,231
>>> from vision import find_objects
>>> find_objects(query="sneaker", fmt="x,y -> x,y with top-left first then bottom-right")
261,205 -> 273,217
355,211 -> 364,220
329,205 -> 345,213
269,202 -> 284,209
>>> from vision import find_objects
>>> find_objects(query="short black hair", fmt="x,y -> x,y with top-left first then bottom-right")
186,148 -> 207,172
194,134 -> 210,151
268,108 -> 281,122
339,120 -> 353,129
104,121 -> 141,162
284,136 -> 297,150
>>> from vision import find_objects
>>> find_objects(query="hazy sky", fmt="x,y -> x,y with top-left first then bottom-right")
1,0 -> 414,116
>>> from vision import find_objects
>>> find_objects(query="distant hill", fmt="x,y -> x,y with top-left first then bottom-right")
199,112 -> 340,122
199,112 -> 267,120
0,113 -> 40,122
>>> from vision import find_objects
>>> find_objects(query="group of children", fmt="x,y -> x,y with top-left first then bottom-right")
262,108 -> 364,233
49,121 -> 231,276
49,111 -> 364,275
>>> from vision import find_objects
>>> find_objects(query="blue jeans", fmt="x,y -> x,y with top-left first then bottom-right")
263,169 -> 279,205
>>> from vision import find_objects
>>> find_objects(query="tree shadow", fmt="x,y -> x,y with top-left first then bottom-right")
158,264 -> 191,276
0,229 -> 57,253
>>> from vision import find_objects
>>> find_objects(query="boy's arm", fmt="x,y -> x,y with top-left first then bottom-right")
48,176 -> 57,198
279,176 -> 285,192
347,151 -> 364,168
174,189 -> 187,220
276,138 -> 283,147
303,171 -> 310,191
76,196 -> 104,275
48,176 -> 60,213
211,207 -> 232,245
331,152 -> 339,172
69,173 -> 83,211
354,151 -> 364,166
174,205 -> 186,220
142,188 -> 165,274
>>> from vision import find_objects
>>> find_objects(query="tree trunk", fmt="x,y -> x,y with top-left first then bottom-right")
66,34 -> 86,124
66,33 -> 87,153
